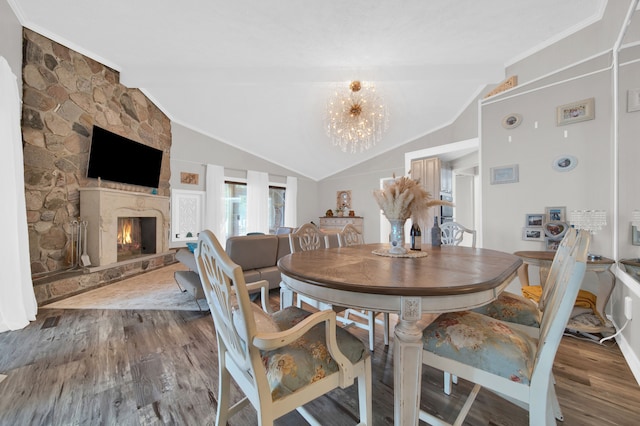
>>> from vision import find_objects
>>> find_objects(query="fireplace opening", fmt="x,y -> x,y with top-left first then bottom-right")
117,217 -> 157,261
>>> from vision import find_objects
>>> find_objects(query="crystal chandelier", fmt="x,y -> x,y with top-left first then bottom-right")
325,80 -> 389,153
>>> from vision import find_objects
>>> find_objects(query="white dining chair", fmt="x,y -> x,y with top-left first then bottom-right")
440,221 -> 477,248
419,230 -> 590,426
195,229 -> 372,425
338,224 -> 391,351
442,230 -> 578,421
286,223 -> 334,312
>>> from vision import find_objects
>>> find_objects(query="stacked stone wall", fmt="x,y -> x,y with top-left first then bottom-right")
21,29 -> 172,275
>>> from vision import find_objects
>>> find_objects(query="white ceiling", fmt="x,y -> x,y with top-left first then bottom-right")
12,0 -> 606,181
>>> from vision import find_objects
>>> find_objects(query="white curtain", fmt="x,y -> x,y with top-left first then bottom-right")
0,57 -> 38,333
284,176 -> 298,228
205,164 -> 226,242
247,170 -> 269,234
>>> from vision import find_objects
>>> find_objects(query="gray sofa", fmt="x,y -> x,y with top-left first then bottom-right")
174,234 -> 292,307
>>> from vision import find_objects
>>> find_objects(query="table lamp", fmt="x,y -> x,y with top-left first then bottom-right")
569,209 -> 607,260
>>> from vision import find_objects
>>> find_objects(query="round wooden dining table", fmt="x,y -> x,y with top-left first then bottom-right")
278,243 -> 522,426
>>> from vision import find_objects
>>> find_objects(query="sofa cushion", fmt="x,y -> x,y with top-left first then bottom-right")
259,266 -> 282,289
276,234 -> 292,261
243,269 -> 261,284
226,235 -> 278,270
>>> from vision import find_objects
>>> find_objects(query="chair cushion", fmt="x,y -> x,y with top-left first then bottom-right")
472,291 -> 541,327
262,306 -> 367,400
423,311 -> 536,384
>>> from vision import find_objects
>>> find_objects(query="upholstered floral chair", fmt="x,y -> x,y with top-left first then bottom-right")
195,229 -> 372,425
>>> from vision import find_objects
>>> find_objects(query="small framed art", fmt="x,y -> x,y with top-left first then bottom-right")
523,227 -> 544,241
546,238 -> 561,251
525,214 -> 544,227
543,221 -> 569,240
633,225 -> 640,246
545,206 -> 566,223
490,164 -> 519,185
556,98 -> 595,126
628,88 -> 640,113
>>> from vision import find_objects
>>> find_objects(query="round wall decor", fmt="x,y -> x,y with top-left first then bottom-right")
552,155 -> 578,172
502,113 -> 522,129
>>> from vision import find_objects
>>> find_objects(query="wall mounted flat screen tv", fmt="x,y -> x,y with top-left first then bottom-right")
87,126 -> 163,188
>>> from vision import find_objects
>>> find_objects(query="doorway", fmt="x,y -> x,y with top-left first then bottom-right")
402,138 -> 480,246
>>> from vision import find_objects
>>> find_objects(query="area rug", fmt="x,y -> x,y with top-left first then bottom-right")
0,374 -> 6,384
41,263 -> 205,311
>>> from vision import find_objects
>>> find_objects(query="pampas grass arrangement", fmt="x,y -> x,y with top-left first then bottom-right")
373,175 -> 452,222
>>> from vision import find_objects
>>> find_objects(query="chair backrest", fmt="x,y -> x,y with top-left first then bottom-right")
537,229 -> 577,312
195,230 -> 264,378
289,222 -> 326,253
440,221 -> 477,248
338,223 -> 364,247
532,230 -> 590,383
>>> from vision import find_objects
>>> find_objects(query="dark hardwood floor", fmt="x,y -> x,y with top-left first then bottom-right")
1,292 -> 639,425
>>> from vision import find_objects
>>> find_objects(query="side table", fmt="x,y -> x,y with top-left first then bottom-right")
514,250 -> 615,334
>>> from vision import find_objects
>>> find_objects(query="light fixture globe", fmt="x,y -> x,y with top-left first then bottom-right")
325,80 -> 389,153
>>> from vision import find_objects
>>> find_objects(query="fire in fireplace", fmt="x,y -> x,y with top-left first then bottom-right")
117,217 -> 157,261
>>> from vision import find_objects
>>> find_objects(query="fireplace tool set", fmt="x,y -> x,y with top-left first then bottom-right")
70,220 -> 91,268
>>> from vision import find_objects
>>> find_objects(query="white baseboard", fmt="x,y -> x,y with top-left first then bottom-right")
616,331 -> 640,386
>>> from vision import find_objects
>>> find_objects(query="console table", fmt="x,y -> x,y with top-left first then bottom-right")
514,250 -> 615,333
318,216 -> 363,234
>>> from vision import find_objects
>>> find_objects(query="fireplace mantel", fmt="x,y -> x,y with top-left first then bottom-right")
79,188 -> 170,266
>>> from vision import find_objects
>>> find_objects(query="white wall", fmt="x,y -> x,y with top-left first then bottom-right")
169,123 -> 320,247
0,0 -> 23,84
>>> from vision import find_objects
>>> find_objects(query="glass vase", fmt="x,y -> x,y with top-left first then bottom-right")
389,219 -> 408,254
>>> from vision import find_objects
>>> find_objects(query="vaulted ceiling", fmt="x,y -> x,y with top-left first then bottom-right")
12,0 -> 607,180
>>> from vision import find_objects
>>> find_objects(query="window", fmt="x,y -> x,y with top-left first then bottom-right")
225,181 -> 247,237
269,186 -> 286,234
224,182 -> 286,237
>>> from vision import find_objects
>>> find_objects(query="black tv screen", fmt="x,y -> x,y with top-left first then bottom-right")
87,126 -> 163,188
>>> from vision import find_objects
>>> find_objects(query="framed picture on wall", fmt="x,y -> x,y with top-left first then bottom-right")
628,88 -> 640,113
633,225 -> 640,246
556,98 -> 595,126
525,213 -> 544,227
545,238 -> 561,251
523,227 -> 544,241
545,206 -> 566,223
490,164 -> 519,185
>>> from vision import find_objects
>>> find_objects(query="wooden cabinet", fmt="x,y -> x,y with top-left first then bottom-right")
318,216 -> 364,234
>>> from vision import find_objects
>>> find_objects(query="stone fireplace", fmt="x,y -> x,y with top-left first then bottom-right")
79,188 -> 169,267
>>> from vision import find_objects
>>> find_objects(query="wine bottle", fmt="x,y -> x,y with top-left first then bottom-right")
410,224 -> 417,250
431,216 -> 442,247
415,224 -> 422,250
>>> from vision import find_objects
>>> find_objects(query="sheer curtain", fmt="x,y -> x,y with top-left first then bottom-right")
0,57 -> 37,333
247,170 -> 269,234
205,164 -> 226,242
284,176 -> 298,228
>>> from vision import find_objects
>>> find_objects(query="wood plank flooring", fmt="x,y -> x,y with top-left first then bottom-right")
1,292 -> 639,425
